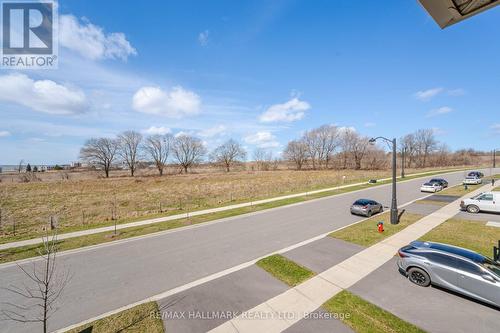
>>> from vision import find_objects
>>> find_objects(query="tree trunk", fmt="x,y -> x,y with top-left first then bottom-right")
105,168 -> 109,178
183,165 -> 189,173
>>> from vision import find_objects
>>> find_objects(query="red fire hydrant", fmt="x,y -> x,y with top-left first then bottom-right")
377,221 -> 384,233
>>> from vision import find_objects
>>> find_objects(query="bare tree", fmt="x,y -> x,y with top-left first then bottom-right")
172,135 -> 207,173
118,131 -> 143,177
340,129 -> 368,170
284,139 -> 308,170
253,148 -> 273,171
303,125 -> 340,169
17,160 -> 24,173
414,129 -> 437,168
79,137 -> 119,178
399,133 -> 417,168
143,134 -> 173,176
209,139 -> 247,172
1,231 -> 70,333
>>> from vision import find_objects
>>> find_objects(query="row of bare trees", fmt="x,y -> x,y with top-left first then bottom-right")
283,125 -> 475,171
283,125 -> 383,170
79,126 -> 477,177
80,132 -> 247,177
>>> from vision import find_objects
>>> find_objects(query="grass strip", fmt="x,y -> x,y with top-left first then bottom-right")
329,212 -> 423,247
256,254 -> 315,286
420,218 -> 500,257
323,290 -> 425,333
66,301 -> 164,333
413,199 -> 448,206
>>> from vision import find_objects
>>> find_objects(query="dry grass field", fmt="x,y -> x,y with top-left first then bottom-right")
0,166 -> 474,242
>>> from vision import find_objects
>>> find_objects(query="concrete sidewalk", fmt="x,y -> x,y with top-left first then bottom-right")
208,183 -> 492,333
0,168 -> 463,251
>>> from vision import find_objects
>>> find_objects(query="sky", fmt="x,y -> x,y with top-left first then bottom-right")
1,0 -> 500,165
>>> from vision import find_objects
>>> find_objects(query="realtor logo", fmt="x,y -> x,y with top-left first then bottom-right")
1,0 -> 58,68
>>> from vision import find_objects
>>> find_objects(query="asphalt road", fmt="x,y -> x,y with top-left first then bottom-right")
0,168 -> 497,332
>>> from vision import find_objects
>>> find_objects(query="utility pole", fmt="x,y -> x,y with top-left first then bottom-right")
369,136 -> 398,224
494,149 -> 496,169
401,148 -> 405,178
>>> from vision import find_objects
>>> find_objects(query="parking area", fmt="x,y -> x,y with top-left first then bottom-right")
348,258 -> 500,333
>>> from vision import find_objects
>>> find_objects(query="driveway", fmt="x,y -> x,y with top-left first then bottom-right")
348,258 -> 500,333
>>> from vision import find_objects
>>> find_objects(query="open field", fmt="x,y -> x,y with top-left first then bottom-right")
0,167 -> 471,242
420,218 -> 500,257
323,290 -> 425,333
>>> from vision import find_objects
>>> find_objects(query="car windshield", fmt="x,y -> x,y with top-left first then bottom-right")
353,199 -> 370,206
429,179 -> 440,182
423,183 -> 434,186
482,258 -> 500,278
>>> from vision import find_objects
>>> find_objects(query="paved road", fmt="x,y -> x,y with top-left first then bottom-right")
0,168 -> 496,332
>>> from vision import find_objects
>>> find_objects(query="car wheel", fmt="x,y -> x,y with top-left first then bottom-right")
366,210 -> 372,217
466,205 -> 480,214
379,206 -> 384,213
407,267 -> 431,287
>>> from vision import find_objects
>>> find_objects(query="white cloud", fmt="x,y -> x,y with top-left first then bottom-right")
132,86 -> 201,118
0,130 -> 11,137
426,106 -> 453,117
174,130 -> 194,138
198,30 -> 209,46
414,87 -> 443,101
259,97 -> 310,123
244,131 -> 279,148
142,126 -> 171,135
0,73 -> 88,115
491,124 -> 500,135
198,125 -> 226,138
338,126 -> 356,133
60,15 -> 137,61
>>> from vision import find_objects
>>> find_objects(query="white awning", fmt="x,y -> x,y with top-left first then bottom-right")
418,0 -> 499,28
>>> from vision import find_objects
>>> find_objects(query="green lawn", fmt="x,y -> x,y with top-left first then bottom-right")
329,212 -> 423,247
420,218 -> 500,257
413,199 -> 448,206
435,183 -> 481,197
256,254 -> 315,286
323,290 -> 425,333
67,302 -> 164,333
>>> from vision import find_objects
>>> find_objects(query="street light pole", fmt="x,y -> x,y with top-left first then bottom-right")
369,136 -> 399,224
401,148 -> 405,178
391,138 -> 398,225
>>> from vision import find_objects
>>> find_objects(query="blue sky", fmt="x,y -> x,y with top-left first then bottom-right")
1,0 -> 500,164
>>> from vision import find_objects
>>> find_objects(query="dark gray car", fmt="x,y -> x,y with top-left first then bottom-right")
398,241 -> 500,308
350,199 -> 383,217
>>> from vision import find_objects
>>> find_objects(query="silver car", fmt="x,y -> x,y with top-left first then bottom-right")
350,199 -> 383,217
398,241 -> 500,308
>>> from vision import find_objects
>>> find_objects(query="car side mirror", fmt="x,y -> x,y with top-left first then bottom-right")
482,274 -> 496,283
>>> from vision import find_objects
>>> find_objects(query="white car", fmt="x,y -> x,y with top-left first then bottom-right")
463,176 -> 482,185
460,192 -> 500,213
420,182 -> 443,193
